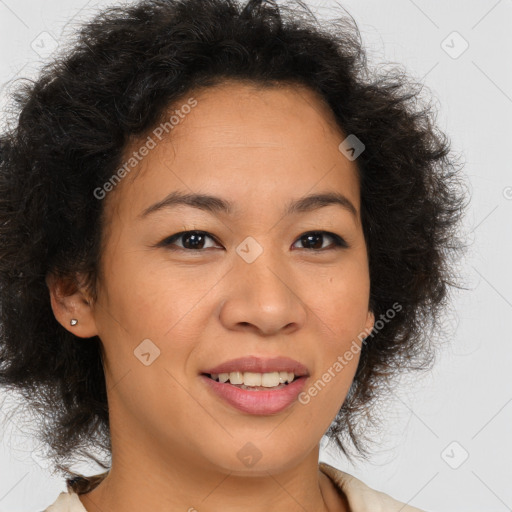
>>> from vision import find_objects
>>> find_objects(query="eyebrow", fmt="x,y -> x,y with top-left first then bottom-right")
138,190 -> 358,219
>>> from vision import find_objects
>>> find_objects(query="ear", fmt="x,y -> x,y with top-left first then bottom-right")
364,309 -> 375,336
45,272 -> 99,338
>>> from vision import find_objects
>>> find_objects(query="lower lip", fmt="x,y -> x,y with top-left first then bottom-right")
201,375 -> 308,415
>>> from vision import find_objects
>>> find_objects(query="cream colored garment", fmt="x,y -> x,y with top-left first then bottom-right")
319,462 -> 426,512
43,462 -> 426,511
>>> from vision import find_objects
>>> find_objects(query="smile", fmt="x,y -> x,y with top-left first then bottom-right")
201,374 -> 308,415
207,371 -> 297,388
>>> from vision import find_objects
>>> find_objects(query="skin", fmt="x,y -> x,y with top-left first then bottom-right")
47,80 -> 374,512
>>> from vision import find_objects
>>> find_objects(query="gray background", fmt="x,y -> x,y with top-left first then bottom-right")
0,1 -> 511,511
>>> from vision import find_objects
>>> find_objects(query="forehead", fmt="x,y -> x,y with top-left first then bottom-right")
170,80 -> 345,147
105,80 -> 360,223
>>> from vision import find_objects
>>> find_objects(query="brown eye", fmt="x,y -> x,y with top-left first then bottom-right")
159,231 -> 221,250
292,231 -> 348,250
157,230 -> 348,252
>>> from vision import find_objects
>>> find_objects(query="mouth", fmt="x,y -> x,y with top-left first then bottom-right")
200,356 -> 310,415
202,371 -> 300,391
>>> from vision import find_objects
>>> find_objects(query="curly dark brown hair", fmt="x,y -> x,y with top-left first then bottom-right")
0,0 -> 466,480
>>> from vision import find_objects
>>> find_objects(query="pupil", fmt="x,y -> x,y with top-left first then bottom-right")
185,232 -> 204,249
303,233 -> 322,249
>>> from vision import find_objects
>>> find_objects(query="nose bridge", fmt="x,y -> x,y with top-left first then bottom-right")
236,231 -> 290,286
235,234 -> 291,297
220,236 -> 306,334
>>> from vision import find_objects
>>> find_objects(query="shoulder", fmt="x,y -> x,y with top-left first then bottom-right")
43,491 -> 87,511
319,462 -> 427,512
43,471 -> 109,510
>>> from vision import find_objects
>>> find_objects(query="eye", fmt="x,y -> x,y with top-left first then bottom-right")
157,230 -> 349,252
292,231 -> 349,251
158,230 -> 221,251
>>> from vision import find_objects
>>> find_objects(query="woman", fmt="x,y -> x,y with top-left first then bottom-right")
0,0 -> 466,510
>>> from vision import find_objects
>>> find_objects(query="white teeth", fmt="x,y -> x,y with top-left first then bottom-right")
228,371 -> 243,385
243,372 -> 262,386
261,372 -> 280,387
209,371 -> 297,386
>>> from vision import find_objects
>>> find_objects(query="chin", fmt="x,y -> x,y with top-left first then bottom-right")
197,434 -> 315,476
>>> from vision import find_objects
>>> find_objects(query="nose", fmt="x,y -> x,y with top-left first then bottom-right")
218,252 -> 307,336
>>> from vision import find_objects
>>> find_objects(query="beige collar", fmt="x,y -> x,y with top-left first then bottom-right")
319,462 -> 426,512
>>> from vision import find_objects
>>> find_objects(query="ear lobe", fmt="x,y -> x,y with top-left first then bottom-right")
46,272 -> 99,338
365,310 -> 375,335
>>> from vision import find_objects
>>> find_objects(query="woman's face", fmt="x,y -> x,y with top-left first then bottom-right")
85,81 -> 374,475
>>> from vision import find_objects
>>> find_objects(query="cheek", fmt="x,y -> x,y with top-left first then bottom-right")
299,306 -> 364,431
94,251 -> 227,391
307,262 -> 370,339
298,261 -> 369,412
93,253 -> 209,418
97,245 -> 211,337
297,347 -> 360,441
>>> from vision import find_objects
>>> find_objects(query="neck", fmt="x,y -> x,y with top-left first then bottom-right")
77,439 -> 347,512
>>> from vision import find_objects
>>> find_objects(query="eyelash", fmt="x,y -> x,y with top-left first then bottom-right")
158,230 -> 349,252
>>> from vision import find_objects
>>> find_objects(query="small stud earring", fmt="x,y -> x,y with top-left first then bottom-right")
70,319 -> 78,326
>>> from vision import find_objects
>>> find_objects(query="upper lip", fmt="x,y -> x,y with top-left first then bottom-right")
203,356 -> 310,377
